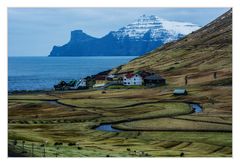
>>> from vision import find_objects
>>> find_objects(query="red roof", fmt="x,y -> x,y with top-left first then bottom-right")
125,73 -> 135,79
95,75 -> 106,80
124,71 -> 153,79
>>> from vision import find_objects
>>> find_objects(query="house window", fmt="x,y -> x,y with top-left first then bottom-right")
124,78 -> 126,81
124,82 -> 127,85
134,82 -> 136,85
136,75 -> 138,77
128,82 -> 130,84
134,78 -> 136,80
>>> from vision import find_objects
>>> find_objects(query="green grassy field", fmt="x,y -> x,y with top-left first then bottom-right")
114,118 -> 232,131
8,85 -> 232,157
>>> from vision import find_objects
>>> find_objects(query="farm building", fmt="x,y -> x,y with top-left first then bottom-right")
69,79 -> 87,89
93,75 -> 107,88
173,88 -> 188,96
106,75 -> 123,86
106,74 -> 122,81
144,74 -> 166,86
123,73 -> 143,86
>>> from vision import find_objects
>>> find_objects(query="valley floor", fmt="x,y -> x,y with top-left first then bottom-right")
8,85 -> 232,157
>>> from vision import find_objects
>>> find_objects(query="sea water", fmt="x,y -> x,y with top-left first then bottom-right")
8,56 -> 136,91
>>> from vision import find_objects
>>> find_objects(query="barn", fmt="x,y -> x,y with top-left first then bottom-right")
144,74 -> 166,86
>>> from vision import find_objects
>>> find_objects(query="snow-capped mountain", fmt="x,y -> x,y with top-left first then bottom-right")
111,15 -> 200,42
49,15 -> 200,57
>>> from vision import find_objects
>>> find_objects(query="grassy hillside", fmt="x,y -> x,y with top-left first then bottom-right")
112,9 -> 232,86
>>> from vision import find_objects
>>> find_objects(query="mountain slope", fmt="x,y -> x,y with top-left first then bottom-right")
112,10 -> 232,86
49,15 -> 200,57
111,15 -> 199,41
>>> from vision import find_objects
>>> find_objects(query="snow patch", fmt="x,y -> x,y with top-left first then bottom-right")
112,15 -> 201,42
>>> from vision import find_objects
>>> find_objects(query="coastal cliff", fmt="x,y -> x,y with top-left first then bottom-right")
49,15 -> 200,57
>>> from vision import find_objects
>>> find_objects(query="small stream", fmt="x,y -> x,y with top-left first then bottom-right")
190,103 -> 202,113
95,103 -> 202,132
95,124 -> 122,132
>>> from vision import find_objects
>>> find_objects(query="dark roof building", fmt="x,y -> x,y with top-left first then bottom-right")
144,74 -> 166,86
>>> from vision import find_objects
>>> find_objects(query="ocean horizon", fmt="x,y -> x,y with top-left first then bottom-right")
8,56 -> 136,91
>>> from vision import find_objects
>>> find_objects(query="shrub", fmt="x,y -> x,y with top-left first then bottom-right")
54,142 -> 63,146
180,152 -> 184,157
145,153 -> 150,157
68,142 -> 76,146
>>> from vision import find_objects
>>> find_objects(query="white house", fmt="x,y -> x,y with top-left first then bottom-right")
123,73 -> 143,86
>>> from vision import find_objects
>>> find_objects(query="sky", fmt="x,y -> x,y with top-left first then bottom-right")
8,8 -> 230,57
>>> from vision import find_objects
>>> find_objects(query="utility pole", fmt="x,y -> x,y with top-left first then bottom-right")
44,140 -> 48,157
213,72 -> 217,79
55,146 -> 59,157
185,75 -> 188,85
13,140 -> 17,150
31,143 -> 34,157
22,141 -> 25,153
43,144 -> 46,157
